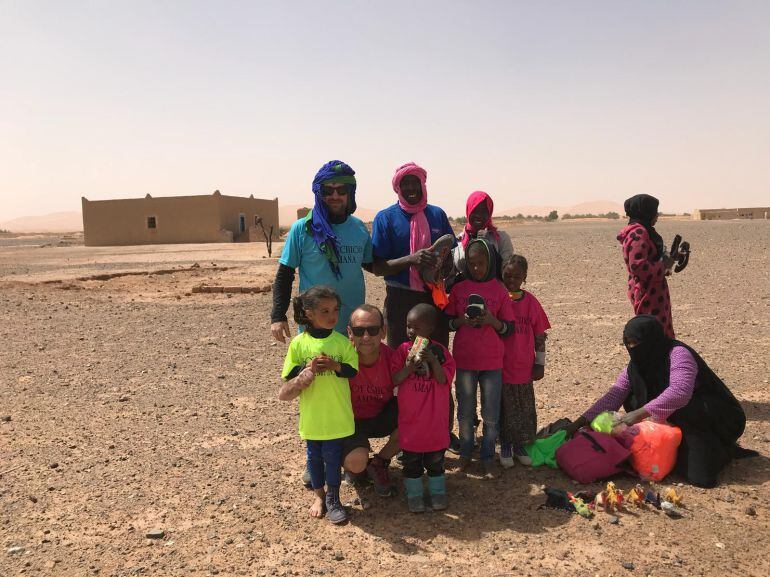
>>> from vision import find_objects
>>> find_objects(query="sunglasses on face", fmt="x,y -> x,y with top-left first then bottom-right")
321,184 -> 350,197
349,325 -> 381,337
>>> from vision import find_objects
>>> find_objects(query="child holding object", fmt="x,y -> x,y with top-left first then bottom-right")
392,304 -> 456,513
499,254 -> 551,468
446,238 -> 515,479
278,286 -> 358,524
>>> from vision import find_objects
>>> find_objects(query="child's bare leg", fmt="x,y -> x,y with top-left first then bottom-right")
309,487 -> 325,518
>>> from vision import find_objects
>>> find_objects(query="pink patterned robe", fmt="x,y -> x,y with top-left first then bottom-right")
617,223 -> 675,338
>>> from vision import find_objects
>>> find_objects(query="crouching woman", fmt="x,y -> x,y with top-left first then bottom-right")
559,315 -> 755,488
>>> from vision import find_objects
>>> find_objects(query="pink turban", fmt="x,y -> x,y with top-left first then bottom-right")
392,162 -> 431,290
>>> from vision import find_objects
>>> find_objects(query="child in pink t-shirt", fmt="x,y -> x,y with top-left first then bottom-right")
500,254 -> 551,468
446,238 -> 514,479
392,303 -> 456,513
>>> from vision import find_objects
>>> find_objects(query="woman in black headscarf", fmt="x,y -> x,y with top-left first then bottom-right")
559,315 -> 755,487
618,194 -> 677,338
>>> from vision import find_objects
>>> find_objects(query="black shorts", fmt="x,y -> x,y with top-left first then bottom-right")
342,398 -> 398,458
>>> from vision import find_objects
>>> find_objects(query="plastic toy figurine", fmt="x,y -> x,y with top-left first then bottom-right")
539,487 -> 576,513
644,490 -> 662,510
605,482 -> 623,512
568,493 -> 593,518
664,487 -> 683,506
627,485 -> 645,507
595,482 -> 623,513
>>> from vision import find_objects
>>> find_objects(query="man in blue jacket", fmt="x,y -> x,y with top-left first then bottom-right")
370,162 -> 455,349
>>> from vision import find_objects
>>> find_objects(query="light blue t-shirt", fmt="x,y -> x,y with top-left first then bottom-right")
280,215 -> 373,334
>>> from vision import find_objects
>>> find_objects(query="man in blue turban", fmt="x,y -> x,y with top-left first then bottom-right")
271,160 -> 373,340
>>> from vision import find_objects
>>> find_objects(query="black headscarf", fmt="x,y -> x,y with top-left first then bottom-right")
624,194 -> 665,259
463,238 -> 498,282
622,315 -> 746,447
623,315 -> 674,406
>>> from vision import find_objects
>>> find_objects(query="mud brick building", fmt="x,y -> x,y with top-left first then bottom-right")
693,207 -> 770,220
82,191 -> 279,246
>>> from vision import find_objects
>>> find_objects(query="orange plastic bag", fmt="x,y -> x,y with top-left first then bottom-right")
426,281 -> 449,310
626,421 -> 682,481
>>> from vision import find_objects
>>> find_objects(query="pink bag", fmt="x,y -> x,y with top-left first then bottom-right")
556,429 -> 632,484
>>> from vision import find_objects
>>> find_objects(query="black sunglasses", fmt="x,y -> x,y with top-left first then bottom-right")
349,325 -> 381,337
321,184 -> 350,197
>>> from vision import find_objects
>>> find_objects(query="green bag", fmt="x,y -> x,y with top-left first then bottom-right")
523,430 -> 568,468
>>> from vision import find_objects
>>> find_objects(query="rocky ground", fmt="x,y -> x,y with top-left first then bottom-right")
1,220 -> 768,577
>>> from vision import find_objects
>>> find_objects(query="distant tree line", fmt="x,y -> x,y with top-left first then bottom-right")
450,210 -> 558,223
562,212 -> 620,220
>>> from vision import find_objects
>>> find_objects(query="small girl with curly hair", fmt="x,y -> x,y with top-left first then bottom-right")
278,285 -> 358,523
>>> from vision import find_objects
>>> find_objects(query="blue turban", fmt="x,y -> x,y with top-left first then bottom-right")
307,160 -> 357,278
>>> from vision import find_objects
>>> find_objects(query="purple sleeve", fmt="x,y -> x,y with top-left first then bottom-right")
643,346 -> 697,421
582,368 -> 632,421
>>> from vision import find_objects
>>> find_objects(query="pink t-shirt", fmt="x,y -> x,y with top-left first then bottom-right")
502,291 -> 551,384
392,341 -> 456,453
446,278 -> 515,371
348,343 -> 396,420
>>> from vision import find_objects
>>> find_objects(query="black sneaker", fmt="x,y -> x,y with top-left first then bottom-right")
325,487 -> 348,525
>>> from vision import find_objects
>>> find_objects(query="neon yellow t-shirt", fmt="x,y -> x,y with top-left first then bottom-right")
281,331 -> 357,440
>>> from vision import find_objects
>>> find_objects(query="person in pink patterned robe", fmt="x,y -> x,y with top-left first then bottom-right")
618,194 -> 676,338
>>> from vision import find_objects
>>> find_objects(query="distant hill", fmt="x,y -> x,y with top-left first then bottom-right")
0,211 -> 83,233
279,204 -> 378,226
494,200 -> 624,218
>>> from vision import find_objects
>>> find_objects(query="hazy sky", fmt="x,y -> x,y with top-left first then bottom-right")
2,0 -> 769,219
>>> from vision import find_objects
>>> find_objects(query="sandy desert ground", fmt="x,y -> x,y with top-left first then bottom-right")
1,220 -> 769,577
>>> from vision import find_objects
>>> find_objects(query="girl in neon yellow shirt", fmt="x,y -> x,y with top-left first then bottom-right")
278,286 -> 358,524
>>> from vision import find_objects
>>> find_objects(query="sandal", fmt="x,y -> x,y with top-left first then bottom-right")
420,234 -> 455,285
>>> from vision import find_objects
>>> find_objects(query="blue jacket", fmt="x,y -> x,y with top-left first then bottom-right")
371,203 -> 455,288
